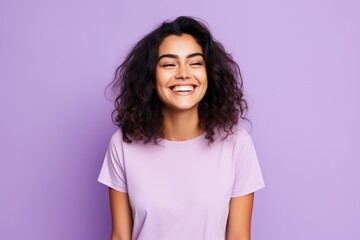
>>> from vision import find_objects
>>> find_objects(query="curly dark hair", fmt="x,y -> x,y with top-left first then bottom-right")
109,16 -> 248,144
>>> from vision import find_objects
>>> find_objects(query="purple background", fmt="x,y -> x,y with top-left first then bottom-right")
1,0 -> 359,239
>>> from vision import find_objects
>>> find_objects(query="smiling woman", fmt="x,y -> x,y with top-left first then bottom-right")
156,34 -> 208,140
98,16 -> 265,240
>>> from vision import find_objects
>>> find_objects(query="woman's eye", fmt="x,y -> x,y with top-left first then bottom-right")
163,63 -> 175,68
190,62 -> 203,67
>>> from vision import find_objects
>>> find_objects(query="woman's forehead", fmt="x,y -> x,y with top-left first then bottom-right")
158,34 -> 203,57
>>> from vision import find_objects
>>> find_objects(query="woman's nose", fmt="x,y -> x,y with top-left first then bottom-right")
175,65 -> 190,79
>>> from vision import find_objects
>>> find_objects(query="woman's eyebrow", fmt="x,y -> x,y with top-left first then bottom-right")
158,53 -> 204,61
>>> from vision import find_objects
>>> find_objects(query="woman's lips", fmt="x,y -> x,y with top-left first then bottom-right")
170,85 -> 195,92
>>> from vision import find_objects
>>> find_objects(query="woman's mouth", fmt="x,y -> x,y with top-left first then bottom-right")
170,85 -> 195,92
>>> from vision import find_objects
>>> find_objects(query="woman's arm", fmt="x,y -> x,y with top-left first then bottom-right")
226,193 -> 255,240
109,188 -> 133,240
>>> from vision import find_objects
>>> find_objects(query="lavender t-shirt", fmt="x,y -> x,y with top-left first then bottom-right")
98,127 -> 265,240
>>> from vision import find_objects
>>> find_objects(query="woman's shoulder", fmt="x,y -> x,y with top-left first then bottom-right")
230,126 -> 256,155
108,128 -> 124,147
108,128 -> 150,148
216,125 -> 251,143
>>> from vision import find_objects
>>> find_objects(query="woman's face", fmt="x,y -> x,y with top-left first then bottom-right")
155,34 -> 208,114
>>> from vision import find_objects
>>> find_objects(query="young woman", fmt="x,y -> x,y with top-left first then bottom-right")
98,16 -> 265,240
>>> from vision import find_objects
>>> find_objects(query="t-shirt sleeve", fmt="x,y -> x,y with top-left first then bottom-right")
97,131 -> 128,193
231,129 -> 265,197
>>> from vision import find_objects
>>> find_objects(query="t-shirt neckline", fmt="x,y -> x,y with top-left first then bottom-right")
159,131 -> 206,148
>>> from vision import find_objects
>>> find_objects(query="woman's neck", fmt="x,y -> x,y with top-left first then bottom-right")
162,108 -> 203,141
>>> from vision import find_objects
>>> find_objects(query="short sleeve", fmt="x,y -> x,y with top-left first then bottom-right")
231,129 -> 265,197
97,130 -> 128,192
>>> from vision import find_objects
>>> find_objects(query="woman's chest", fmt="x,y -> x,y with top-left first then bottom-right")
123,144 -> 235,214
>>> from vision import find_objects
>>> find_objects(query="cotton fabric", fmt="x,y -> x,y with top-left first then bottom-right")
98,127 -> 264,240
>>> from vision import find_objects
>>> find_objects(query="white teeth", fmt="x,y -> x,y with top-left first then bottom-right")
171,85 -> 194,92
